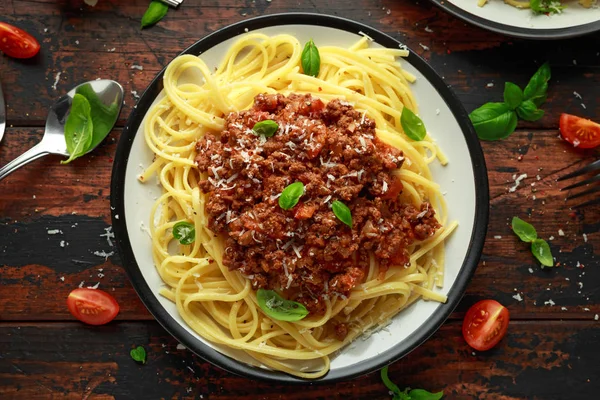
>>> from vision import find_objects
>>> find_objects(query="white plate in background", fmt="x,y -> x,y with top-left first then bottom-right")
431,0 -> 600,39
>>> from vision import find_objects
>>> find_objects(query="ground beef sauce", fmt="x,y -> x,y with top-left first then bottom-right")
196,93 -> 440,314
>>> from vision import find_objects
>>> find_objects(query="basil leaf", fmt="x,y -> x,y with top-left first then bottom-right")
76,84 -> 121,150
256,289 -> 308,321
469,102 -> 518,141
332,200 -> 352,228
252,120 -> 279,137
61,94 -> 94,164
173,221 -> 196,245
380,366 -> 402,398
141,1 -> 169,29
531,239 -> 554,267
130,346 -> 146,364
516,100 -> 544,122
503,82 -> 523,111
530,0 -> 566,15
523,62 -> 551,107
401,107 -> 427,141
409,389 -> 444,400
279,182 -> 304,210
511,217 -> 538,242
301,39 -> 320,77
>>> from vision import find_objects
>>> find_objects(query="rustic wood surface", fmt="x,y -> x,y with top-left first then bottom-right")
0,0 -> 599,398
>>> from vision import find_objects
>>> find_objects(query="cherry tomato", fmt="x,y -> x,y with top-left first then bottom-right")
67,288 -> 120,325
462,299 -> 509,351
0,22 -> 41,59
559,113 -> 600,149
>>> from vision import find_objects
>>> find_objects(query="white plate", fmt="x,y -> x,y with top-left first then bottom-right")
432,0 -> 600,39
110,13 -> 489,382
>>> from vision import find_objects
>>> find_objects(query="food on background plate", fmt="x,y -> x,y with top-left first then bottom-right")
559,113 -> 600,149
462,299 -> 510,351
0,22 -> 40,59
66,288 -> 120,325
477,0 -> 595,15
139,33 -> 457,378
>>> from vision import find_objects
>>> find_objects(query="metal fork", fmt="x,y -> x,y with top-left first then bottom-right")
159,0 -> 183,6
557,159 -> 600,208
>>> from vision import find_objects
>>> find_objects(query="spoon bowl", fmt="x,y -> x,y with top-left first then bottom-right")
0,79 -> 123,181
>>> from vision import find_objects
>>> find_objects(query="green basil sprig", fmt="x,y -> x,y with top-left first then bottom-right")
512,217 -> 537,242
401,107 -> 427,141
381,366 -> 443,400
469,102 -> 517,141
130,345 -> 147,364
173,221 -> 196,245
511,217 -> 554,267
470,63 -> 550,141
301,39 -> 320,77
523,62 -> 551,106
279,182 -> 304,210
61,94 -> 94,164
76,83 -> 120,150
332,200 -> 352,228
256,289 -> 309,322
252,120 -> 279,137
141,1 -> 169,29
516,100 -> 544,122
530,0 -> 566,15
503,82 -> 523,111
61,85 -> 121,165
531,239 -> 553,267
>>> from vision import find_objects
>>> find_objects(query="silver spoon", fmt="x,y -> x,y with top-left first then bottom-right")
0,80 -> 124,181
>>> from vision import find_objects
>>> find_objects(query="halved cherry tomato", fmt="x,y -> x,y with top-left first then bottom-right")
462,299 -> 509,351
67,288 -> 120,325
559,113 -> 600,149
0,22 -> 41,59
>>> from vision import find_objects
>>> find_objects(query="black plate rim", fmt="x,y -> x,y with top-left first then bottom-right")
430,0 -> 600,40
110,12 -> 489,384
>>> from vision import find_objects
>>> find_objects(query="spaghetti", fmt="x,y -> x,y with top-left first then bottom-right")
139,33 -> 457,378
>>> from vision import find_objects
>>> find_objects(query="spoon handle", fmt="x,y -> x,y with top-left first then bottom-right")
0,143 -> 49,181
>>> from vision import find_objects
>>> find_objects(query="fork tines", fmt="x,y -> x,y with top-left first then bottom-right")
558,159 -> 600,208
160,0 -> 183,6
557,159 -> 600,182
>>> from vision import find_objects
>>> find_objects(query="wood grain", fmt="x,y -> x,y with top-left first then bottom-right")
0,320 -> 598,399
0,127 -> 597,321
0,1 -> 599,398
0,1 -> 599,129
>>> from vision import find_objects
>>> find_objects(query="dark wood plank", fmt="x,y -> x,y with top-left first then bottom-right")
0,128 -> 597,321
0,320 -> 598,399
0,1 -> 598,129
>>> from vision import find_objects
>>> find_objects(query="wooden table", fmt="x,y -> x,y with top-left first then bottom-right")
1,0 -> 599,398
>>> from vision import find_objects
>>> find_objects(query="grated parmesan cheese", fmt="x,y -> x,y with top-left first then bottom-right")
512,293 -> 523,302
509,173 -> 527,193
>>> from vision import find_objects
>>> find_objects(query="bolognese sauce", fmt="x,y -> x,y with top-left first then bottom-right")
196,93 -> 440,313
